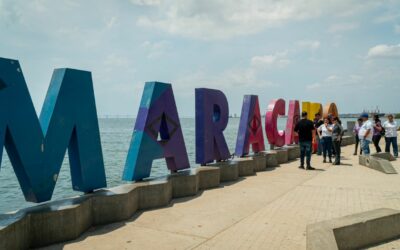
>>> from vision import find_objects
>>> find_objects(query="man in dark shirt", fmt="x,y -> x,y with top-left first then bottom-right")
294,111 -> 315,170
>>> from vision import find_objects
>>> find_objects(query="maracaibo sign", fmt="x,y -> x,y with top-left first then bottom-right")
0,57 -> 339,203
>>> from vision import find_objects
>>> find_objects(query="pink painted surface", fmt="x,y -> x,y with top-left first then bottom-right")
285,100 -> 300,145
265,99 -> 285,147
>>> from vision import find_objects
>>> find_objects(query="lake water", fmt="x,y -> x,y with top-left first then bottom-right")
0,117 -> 356,214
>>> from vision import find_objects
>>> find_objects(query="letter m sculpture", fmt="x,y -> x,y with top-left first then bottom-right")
0,57 -> 106,203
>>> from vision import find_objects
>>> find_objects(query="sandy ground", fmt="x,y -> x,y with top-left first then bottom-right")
40,136 -> 400,250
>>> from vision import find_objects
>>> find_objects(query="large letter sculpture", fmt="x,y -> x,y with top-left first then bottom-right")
195,88 -> 230,165
0,57 -> 106,202
235,95 -> 265,157
302,102 -> 323,120
302,102 -> 311,118
265,99 -> 286,147
285,100 -> 300,145
302,101 -> 323,152
324,102 -> 338,118
123,82 -> 190,181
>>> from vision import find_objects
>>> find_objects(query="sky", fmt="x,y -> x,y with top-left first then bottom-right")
1,0 -> 400,117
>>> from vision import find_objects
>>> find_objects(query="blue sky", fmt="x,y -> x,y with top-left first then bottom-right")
1,0 -> 400,117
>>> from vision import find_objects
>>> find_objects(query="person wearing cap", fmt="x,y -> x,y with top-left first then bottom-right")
383,114 -> 398,157
294,111 -> 315,170
358,113 -> 374,156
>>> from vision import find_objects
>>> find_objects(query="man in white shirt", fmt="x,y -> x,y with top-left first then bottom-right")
383,114 -> 398,157
358,113 -> 374,156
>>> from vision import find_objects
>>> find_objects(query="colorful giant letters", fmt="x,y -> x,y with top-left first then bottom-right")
324,102 -> 338,118
0,57 -> 106,203
123,82 -> 190,181
0,57 -> 341,204
285,100 -> 300,145
195,88 -> 230,165
265,99 -> 286,147
235,95 -> 265,157
302,102 -> 323,121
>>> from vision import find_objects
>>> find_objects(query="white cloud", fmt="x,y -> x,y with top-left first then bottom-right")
251,51 -> 290,69
373,12 -> 400,23
328,22 -> 359,33
103,53 -> 133,71
106,16 -> 118,29
141,40 -> 169,58
307,74 -> 362,89
367,44 -> 400,59
135,1 -> 378,40
395,24 -> 400,34
130,0 -> 161,6
296,40 -> 321,50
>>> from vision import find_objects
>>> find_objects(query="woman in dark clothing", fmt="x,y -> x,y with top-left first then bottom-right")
372,114 -> 383,153
332,117 -> 343,165
353,118 -> 363,155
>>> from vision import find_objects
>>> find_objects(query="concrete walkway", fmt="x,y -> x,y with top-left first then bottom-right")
41,139 -> 400,250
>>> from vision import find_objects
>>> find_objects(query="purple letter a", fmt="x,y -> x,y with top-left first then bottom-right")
123,82 -> 189,181
195,88 -> 230,165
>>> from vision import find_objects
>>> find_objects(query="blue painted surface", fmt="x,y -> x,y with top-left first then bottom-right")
195,88 -> 230,165
123,82 -> 190,181
0,57 -> 106,203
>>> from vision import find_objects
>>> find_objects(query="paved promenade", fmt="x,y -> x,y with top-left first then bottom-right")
42,139 -> 400,250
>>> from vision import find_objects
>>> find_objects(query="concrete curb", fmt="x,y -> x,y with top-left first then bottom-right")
359,155 -> 397,174
284,145 -> 301,161
307,208 -> 400,250
270,148 -> 289,164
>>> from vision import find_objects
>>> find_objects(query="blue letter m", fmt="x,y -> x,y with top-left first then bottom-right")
0,57 -> 106,203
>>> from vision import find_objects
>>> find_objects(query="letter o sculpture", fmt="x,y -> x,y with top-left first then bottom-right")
323,102 -> 338,118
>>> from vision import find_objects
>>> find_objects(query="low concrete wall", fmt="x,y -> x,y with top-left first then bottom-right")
372,152 -> 397,161
341,135 -> 356,146
262,151 -> 279,168
209,161 -> 239,182
307,208 -> 400,250
284,145 -> 300,161
359,155 -> 397,174
231,157 -> 256,176
251,153 -> 267,172
0,137 -> 356,249
270,148 -> 289,164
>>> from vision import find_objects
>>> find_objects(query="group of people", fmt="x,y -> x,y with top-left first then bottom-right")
294,111 -> 398,171
353,113 -> 398,157
294,111 -> 343,170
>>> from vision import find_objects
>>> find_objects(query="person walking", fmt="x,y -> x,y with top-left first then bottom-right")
294,111 -> 316,170
372,114 -> 383,153
318,117 -> 333,163
353,118 -> 363,155
383,114 -> 398,157
313,113 -> 323,155
358,113 -> 373,156
332,117 -> 343,165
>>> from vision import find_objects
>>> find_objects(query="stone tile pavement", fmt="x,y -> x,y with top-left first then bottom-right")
41,139 -> 400,250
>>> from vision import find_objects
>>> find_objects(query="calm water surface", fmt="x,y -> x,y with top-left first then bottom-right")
0,117 -> 358,213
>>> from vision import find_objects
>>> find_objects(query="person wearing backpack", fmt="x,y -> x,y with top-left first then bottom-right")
383,114 -> 398,157
372,114 -> 383,153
